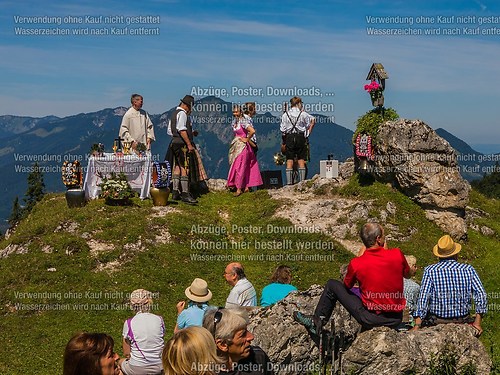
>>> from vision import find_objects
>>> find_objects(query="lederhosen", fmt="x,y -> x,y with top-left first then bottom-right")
284,110 -> 308,161
165,109 -> 206,190
421,313 -> 474,327
165,109 -> 194,172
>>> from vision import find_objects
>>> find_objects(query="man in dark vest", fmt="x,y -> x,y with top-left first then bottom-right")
166,95 -> 197,204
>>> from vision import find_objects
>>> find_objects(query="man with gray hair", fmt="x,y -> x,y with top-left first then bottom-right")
294,222 -> 411,334
224,262 -> 257,308
203,308 -> 274,374
119,93 -> 155,151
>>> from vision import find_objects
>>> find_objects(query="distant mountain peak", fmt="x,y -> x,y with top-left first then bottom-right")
435,128 -> 480,155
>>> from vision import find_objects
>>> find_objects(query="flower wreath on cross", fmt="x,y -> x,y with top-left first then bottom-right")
364,80 -> 384,102
355,133 -> 374,160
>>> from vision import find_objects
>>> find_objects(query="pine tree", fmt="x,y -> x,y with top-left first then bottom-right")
8,196 -> 23,228
471,162 -> 500,199
23,162 -> 46,216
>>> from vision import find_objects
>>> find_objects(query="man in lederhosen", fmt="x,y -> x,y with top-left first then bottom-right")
166,95 -> 198,204
280,96 -> 316,185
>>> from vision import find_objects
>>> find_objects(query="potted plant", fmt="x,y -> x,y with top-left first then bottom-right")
98,172 -> 136,205
62,160 -> 86,207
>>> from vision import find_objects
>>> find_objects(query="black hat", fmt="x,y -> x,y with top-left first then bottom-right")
180,95 -> 195,107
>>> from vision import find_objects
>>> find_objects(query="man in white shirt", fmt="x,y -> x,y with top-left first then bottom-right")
119,94 -> 155,151
224,262 -> 257,308
280,96 -> 315,185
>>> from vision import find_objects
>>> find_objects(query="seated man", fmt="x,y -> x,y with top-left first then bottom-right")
224,262 -> 257,308
203,308 -> 274,374
294,222 -> 410,334
412,235 -> 487,336
403,255 -> 420,322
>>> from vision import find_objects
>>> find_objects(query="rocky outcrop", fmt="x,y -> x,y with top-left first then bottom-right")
373,119 -> 470,240
248,286 -> 491,375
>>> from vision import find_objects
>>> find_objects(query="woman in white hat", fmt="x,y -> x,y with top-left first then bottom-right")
119,289 -> 165,375
174,278 -> 213,333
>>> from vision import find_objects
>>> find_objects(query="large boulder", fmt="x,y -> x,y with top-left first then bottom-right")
373,119 -> 470,240
248,286 -> 491,375
342,325 -> 491,374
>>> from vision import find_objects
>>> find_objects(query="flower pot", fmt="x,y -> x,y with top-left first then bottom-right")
65,189 -> 86,208
150,187 -> 170,206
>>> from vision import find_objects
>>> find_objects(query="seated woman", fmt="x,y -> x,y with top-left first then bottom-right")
227,105 -> 263,196
162,326 -> 221,375
119,289 -> 165,375
63,332 -> 121,375
175,278 -> 213,333
260,265 -> 298,307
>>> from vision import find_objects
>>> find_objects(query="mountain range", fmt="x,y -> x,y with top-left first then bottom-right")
0,96 -> 496,232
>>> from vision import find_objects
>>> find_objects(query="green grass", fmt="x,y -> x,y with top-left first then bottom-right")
0,182 -> 498,374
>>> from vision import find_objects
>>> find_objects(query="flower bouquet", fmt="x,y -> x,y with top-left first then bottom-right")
135,142 -> 147,156
90,143 -> 105,157
98,172 -> 136,205
62,160 -> 83,189
364,81 -> 384,106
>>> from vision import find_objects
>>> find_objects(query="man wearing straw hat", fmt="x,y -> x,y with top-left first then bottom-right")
412,235 -> 488,336
174,278 -> 213,333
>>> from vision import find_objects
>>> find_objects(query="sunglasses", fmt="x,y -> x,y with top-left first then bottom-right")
213,309 -> 223,336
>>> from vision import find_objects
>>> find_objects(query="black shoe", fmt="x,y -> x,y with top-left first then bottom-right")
171,190 -> 181,201
293,311 -> 319,336
181,192 -> 198,205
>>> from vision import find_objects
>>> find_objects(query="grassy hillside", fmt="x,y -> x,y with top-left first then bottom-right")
0,181 -> 498,374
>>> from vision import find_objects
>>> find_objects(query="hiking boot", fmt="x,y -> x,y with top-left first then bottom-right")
181,192 -> 198,205
171,190 -> 181,201
293,311 -> 318,336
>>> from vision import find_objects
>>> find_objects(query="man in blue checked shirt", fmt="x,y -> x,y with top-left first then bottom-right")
412,235 -> 487,336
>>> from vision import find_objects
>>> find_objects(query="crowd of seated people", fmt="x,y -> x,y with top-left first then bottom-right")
64,225 -> 488,374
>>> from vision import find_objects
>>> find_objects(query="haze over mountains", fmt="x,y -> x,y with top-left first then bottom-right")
0,96 -> 497,232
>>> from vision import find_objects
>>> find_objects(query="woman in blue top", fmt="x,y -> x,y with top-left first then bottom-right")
175,278 -> 213,333
260,265 -> 298,307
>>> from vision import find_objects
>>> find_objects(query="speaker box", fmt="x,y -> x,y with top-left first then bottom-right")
259,170 -> 283,189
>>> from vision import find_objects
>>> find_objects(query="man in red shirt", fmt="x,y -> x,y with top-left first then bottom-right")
294,222 -> 411,334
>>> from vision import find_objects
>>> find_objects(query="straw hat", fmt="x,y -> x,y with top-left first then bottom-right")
130,289 -> 152,306
433,235 -> 462,258
185,278 -> 212,303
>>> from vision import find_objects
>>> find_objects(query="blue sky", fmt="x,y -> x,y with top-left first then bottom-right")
1,0 -> 499,147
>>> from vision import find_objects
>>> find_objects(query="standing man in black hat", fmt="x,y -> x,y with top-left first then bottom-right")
166,95 -> 198,204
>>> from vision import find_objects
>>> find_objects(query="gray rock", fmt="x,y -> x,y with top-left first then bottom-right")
206,178 -> 227,192
373,119 -> 470,239
0,243 -> 29,258
480,226 -> 495,236
342,325 -> 491,375
249,286 -> 491,375
339,159 -> 355,180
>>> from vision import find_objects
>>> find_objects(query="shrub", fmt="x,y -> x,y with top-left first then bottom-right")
352,107 -> 399,144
